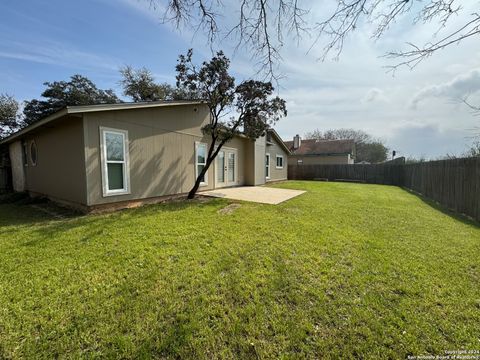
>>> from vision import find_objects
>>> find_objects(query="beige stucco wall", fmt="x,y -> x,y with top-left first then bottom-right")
288,154 -> 352,166
9,141 -> 25,192
243,139 -> 256,186
22,116 -> 87,205
265,136 -> 288,182
253,136 -> 267,185
83,104 -> 251,206
9,103 -> 283,209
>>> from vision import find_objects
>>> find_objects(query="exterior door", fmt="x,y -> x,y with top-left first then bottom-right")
216,148 -> 237,188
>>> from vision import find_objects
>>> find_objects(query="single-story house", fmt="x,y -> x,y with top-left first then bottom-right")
0,101 -> 290,212
284,135 -> 355,165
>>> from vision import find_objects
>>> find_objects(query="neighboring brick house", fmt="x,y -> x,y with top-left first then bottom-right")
284,135 -> 356,165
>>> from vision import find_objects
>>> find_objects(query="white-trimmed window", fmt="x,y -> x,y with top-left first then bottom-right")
265,153 -> 270,179
100,127 -> 130,196
195,142 -> 208,186
276,154 -> 284,169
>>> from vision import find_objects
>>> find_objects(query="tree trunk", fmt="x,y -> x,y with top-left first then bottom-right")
187,139 -> 227,199
187,168 -> 206,199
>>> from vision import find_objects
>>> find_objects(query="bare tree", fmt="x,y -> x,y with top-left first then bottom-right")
462,97 -> 480,137
146,0 -> 479,76
463,97 -> 480,113
464,140 -> 480,157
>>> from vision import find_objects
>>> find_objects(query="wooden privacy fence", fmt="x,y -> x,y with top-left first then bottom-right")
288,157 -> 480,222
403,158 -> 480,222
288,163 -> 405,185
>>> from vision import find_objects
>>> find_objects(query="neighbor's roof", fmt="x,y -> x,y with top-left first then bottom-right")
0,100 -> 204,145
284,138 -> 355,156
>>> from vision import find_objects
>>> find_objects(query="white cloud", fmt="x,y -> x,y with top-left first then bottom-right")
386,123 -> 470,159
410,69 -> 480,109
362,88 -> 389,103
0,39 -> 120,72
115,0 -> 165,23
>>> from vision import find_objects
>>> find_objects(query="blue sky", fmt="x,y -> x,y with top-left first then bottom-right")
0,0 -> 191,100
1,0 -> 479,158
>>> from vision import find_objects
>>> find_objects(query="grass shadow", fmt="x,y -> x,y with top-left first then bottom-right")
0,193 -> 85,227
14,196 -> 223,247
401,187 -> 480,229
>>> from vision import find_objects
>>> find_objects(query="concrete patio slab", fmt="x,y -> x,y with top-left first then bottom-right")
201,186 -> 305,205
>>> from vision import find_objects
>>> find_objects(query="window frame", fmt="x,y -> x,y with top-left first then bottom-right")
22,140 -> 28,167
195,141 -> 208,186
276,154 -> 284,169
265,153 -> 270,179
30,140 -> 38,166
100,127 -> 130,197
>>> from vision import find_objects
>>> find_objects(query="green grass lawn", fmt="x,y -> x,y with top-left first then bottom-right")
0,181 -> 479,359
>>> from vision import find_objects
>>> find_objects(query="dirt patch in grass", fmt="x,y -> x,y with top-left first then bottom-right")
218,203 -> 241,214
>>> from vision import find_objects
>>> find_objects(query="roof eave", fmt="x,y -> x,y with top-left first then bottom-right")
0,101 -> 206,145
0,108 -> 71,145
65,100 -> 204,114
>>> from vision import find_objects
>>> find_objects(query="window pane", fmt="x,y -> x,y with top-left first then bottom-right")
197,164 -> 205,183
107,163 -> 124,190
106,132 -> 124,161
217,151 -> 225,182
22,141 -> 28,166
30,142 -> 38,165
265,155 -> 270,177
228,153 -> 235,182
197,144 -> 206,164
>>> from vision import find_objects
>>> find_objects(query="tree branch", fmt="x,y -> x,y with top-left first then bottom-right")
150,0 -> 478,78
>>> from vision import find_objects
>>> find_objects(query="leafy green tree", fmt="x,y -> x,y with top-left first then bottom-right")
23,75 -> 120,125
360,141 -> 389,164
176,49 -> 287,199
0,93 -> 21,139
304,128 -> 389,163
119,66 -> 176,102
119,65 -> 200,101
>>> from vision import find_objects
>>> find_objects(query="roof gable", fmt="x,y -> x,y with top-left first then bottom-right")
267,129 -> 291,154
